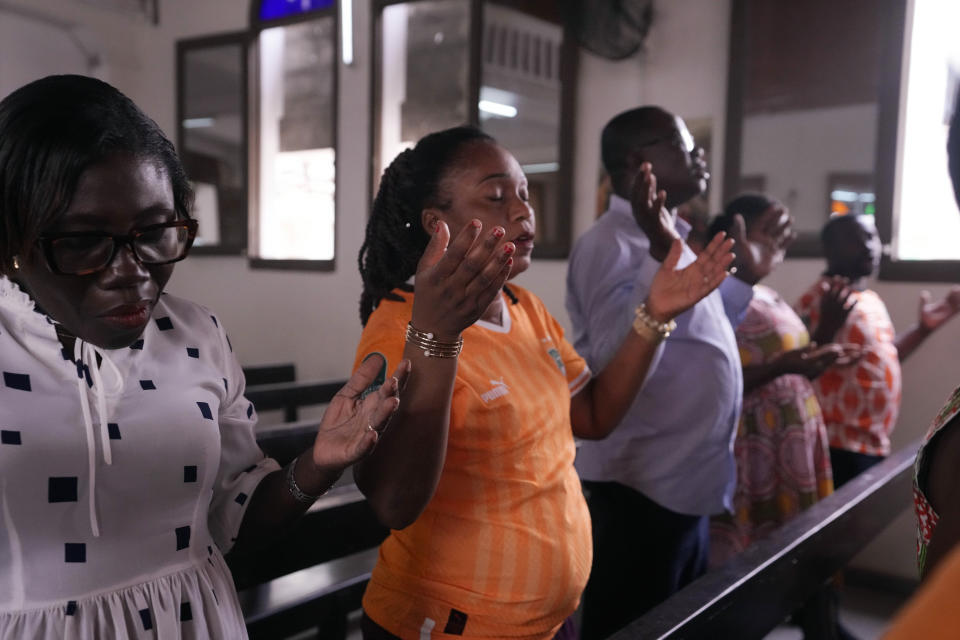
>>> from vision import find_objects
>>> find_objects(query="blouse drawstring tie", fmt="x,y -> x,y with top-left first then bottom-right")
73,337 -> 124,538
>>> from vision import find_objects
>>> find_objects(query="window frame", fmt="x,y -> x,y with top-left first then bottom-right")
723,0 -> 892,259
247,0 -> 340,272
175,30 -> 251,256
369,0 -> 578,259
873,0 -> 960,282
726,0 -> 957,276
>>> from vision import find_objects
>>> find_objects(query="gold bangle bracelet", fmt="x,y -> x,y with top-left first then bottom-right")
405,323 -> 463,358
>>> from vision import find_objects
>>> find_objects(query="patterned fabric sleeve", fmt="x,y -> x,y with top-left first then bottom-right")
915,386 -> 960,573
206,311 -> 280,553
793,282 -> 823,332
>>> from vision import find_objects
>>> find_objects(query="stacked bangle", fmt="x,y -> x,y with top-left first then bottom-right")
633,303 -> 676,342
285,456 -> 323,504
405,323 -> 463,358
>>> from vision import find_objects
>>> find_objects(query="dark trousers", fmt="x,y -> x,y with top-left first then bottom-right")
829,448 -> 885,488
579,481 -> 709,640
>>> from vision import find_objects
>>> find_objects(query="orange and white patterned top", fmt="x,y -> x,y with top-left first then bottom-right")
354,285 -> 592,639
794,278 -> 902,456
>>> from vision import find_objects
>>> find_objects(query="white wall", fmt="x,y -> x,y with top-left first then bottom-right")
742,104 -> 878,233
1,0 -> 951,579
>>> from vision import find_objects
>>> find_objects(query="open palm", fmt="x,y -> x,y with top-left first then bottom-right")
630,162 -> 681,262
728,208 -> 795,285
919,286 -> 960,332
311,354 -> 410,472
647,233 -> 735,321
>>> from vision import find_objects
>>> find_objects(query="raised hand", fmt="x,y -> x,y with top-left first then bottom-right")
729,205 -> 795,284
918,286 -> 960,332
411,220 -> 514,340
836,343 -> 864,366
311,354 -> 411,473
813,276 -> 857,345
776,343 -> 845,380
630,162 -> 680,262
645,232 -> 736,322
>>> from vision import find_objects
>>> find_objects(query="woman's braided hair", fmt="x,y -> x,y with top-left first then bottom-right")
358,126 -> 496,325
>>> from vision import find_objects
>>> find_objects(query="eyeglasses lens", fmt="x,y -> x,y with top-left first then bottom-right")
49,224 -> 190,274
135,225 -> 188,262
50,236 -> 115,274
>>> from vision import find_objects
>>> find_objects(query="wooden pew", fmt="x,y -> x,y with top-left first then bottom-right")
246,379 -> 346,425
242,363 -> 297,387
233,483 -> 386,640
611,440 -> 919,639
231,404 -> 387,639
256,419 -> 321,466
240,545 -> 379,639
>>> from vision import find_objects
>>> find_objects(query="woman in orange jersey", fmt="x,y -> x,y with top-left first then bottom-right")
353,126 -> 735,639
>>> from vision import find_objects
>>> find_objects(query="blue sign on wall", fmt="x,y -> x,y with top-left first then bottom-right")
259,0 -> 335,21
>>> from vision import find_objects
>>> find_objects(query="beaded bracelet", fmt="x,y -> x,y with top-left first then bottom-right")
633,303 -> 676,342
405,323 -> 463,358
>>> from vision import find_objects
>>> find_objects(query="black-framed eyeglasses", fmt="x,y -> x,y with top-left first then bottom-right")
38,219 -> 199,275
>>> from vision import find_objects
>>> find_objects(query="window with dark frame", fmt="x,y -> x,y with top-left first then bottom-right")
726,0 -> 960,280
248,0 -> 339,271
874,0 -> 960,282
370,0 -> 577,259
724,0 -> 885,258
176,32 -> 249,256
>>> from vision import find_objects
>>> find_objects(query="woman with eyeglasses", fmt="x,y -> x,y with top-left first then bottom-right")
0,75 -> 406,639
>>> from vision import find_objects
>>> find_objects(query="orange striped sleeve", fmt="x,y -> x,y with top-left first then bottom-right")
352,294 -> 412,376
529,291 -> 591,396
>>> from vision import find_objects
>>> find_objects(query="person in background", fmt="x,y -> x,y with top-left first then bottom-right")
353,125 -> 735,639
0,75 -> 405,639
708,193 -> 853,567
911,84 -> 960,580
880,87 -> 960,640
566,106 -> 792,638
795,215 -> 960,488
710,195 -> 866,640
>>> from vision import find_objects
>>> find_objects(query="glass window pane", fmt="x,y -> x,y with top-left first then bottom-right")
377,0 -> 471,180
257,17 -> 336,262
180,41 -> 245,250
480,2 -> 565,253
893,0 -> 960,260
734,0 -> 884,253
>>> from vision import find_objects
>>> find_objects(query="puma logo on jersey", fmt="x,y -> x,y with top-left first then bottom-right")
480,377 -> 510,403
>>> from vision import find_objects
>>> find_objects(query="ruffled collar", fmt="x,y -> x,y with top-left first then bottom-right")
0,275 -> 38,316
0,277 -> 123,540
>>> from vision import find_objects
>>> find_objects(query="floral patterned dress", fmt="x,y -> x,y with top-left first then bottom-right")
710,286 -> 834,567
914,386 -> 960,574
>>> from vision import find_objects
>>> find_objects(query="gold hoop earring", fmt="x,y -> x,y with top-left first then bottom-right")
11,256 -> 19,271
